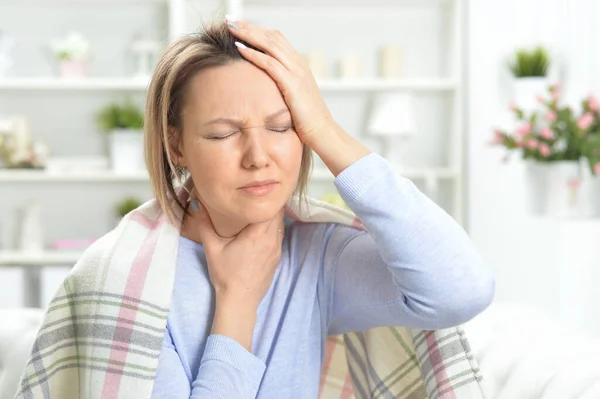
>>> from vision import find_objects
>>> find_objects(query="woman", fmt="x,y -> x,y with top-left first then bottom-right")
15,19 -> 492,399
147,19 -> 494,398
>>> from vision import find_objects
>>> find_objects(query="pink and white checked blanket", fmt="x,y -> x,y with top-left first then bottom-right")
15,186 -> 487,399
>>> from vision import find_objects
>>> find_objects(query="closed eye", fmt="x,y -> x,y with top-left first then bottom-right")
206,131 -> 239,140
270,126 -> 293,133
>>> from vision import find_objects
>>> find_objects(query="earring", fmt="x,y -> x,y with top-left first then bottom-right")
174,164 -> 187,177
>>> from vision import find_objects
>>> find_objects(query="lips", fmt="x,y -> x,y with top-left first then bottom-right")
239,180 -> 279,197
240,180 -> 278,189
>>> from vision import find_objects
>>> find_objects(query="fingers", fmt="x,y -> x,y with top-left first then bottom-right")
237,208 -> 286,241
233,42 -> 291,93
226,18 -> 301,73
191,199 -> 219,245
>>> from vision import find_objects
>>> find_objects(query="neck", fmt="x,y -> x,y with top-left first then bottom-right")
181,204 -> 247,243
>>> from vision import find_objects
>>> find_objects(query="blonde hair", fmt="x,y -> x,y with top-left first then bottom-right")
144,22 -> 313,225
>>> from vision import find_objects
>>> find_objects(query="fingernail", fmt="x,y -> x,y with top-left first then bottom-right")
234,41 -> 247,50
191,200 -> 200,211
225,14 -> 237,22
227,21 -> 239,30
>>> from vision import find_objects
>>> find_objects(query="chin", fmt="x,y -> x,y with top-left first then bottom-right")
236,195 -> 288,223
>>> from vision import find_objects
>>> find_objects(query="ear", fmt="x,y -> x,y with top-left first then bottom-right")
167,126 -> 187,167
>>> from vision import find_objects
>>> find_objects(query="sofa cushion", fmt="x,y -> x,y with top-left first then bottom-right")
0,309 -> 44,399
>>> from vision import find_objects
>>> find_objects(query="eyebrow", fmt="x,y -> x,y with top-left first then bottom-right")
203,108 -> 291,126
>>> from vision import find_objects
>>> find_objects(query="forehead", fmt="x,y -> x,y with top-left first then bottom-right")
185,61 -> 287,117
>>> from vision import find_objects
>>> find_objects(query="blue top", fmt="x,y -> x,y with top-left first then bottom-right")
151,153 -> 495,398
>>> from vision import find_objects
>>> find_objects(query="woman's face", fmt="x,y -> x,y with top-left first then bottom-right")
177,61 -> 303,225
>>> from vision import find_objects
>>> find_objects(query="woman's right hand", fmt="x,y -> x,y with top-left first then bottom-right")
195,200 -> 285,308
194,202 -> 284,352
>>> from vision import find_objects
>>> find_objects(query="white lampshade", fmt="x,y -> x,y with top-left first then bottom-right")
367,93 -> 415,137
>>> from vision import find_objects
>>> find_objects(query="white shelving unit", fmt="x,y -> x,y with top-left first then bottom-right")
0,77 -> 455,92
0,77 -> 151,91
0,0 -> 466,276
0,250 -> 82,267
0,169 -> 150,182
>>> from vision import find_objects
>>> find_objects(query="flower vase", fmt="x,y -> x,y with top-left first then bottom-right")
525,160 -> 593,218
58,59 -> 89,78
585,167 -> 600,218
108,129 -> 144,174
513,77 -> 549,113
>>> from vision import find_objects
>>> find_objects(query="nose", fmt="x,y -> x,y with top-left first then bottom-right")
241,131 -> 270,170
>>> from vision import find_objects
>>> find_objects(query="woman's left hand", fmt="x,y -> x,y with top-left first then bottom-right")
226,18 -> 333,146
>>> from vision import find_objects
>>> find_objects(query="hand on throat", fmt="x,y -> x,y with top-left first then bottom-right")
181,203 -> 247,243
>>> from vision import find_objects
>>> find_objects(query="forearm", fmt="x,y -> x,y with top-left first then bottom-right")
330,154 -> 494,329
306,122 -> 371,177
211,296 -> 257,352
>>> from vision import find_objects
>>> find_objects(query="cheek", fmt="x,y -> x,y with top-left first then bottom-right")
275,134 -> 304,171
184,141 -> 234,197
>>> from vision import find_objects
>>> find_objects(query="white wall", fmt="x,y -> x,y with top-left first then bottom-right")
468,0 -> 600,329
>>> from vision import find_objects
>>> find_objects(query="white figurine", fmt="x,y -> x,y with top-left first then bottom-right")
131,38 -> 162,79
0,31 -> 15,77
19,202 -> 44,253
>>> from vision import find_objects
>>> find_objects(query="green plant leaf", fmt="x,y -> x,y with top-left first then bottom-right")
509,46 -> 550,77
96,99 -> 144,132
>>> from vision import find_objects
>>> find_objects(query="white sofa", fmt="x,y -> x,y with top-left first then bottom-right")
0,308 -> 45,399
2,303 -> 600,399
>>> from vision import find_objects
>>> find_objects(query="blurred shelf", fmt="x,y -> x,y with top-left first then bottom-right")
0,169 -> 149,183
317,78 -> 457,92
0,77 -> 455,92
310,167 -> 458,181
12,0 -> 167,4
0,77 -> 150,91
245,0 -> 449,7
0,250 -> 82,266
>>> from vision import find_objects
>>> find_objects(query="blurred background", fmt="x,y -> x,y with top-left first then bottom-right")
1,0 -> 600,351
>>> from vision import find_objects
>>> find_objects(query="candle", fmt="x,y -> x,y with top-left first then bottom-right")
304,51 -> 328,78
338,54 -> 363,79
379,45 -> 403,79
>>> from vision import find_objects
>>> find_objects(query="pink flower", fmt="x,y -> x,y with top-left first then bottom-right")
536,95 -> 545,103
488,130 -> 506,145
546,111 -> 557,123
594,163 -> 600,175
540,127 -> 554,139
539,143 -> 551,157
515,122 -> 532,136
550,82 -> 561,93
589,96 -> 599,112
578,112 -> 595,129
493,130 -> 504,143
509,102 -> 519,111
526,138 -> 539,149
552,91 -> 560,101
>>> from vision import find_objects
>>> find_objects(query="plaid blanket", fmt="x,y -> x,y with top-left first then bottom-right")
15,186 -> 487,399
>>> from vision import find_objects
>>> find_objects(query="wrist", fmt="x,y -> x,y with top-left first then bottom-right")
215,292 -> 259,314
212,294 -> 258,352
307,122 -> 371,177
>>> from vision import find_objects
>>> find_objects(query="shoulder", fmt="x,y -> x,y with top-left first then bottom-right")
66,197 -> 170,290
285,221 -> 366,257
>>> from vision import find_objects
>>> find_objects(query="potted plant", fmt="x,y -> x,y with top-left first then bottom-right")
96,99 -> 145,174
508,46 -> 551,112
115,196 -> 142,219
491,84 -> 600,217
50,32 -> 91,78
